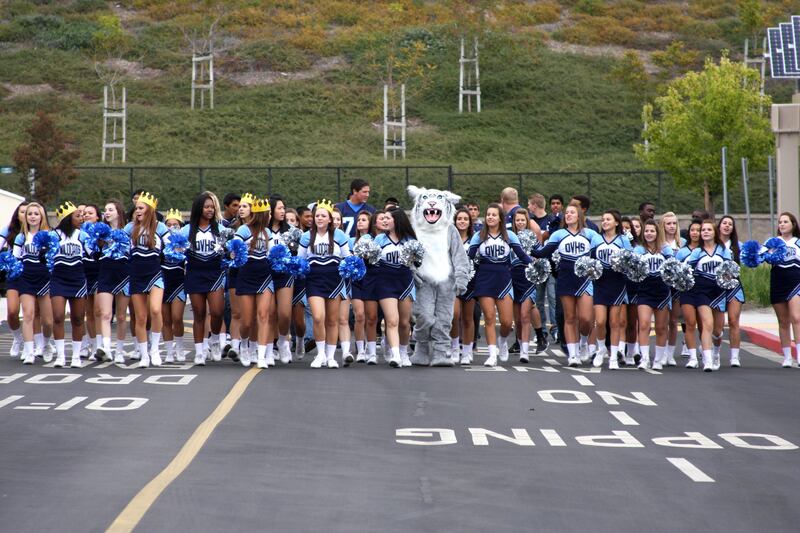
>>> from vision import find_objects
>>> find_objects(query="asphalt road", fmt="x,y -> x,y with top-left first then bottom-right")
0,326 -> 797,533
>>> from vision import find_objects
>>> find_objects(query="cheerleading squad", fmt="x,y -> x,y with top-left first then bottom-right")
1,183 -> 799,372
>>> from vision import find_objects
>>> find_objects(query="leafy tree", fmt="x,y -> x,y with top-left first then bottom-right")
610,51 -> 651,103
13,112 -> 80,204
737,0 -> 765,49
634,55 -> 773,212
651,41 -> 699,82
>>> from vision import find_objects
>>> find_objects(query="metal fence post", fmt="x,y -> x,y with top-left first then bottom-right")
741,158 -> 752,239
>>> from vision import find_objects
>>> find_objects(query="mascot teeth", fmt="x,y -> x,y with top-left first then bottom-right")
424,208 -> 442,223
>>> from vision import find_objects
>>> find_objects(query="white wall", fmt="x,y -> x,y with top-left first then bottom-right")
0,189 -> 25,229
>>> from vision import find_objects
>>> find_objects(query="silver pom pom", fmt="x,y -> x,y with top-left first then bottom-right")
660,257 -> 695,291
400,239 -> 425,268
280,226 -> 303,254
525,258 -> 552,285
353,237 -> 381,265
625,254 -> 648,282
467,260 -> 476,282
610,249 -> 634,273
574,256 -> 603,280
551,250 -> 561,268
715,260 -> 741,290
516,229 -> 538,254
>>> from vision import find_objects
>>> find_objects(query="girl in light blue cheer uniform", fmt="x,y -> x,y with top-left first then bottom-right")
676,219 -> 702,369
621,216 -> 642,364
767,212 -> 800,368
49,202 -> 88,369
452,207 -> 476,365
469,203 -> 532,367
298,200 -> 351,369
162,209 -> 187,364
349,210 -> 376,363
510,209 -> 539,363
181,192 -> 227,364
13,202 -> 54,365
1,201 -> 28,358
224,195 -> 252,366
591,210 -> 633,370
268,195 -> 297,365
234,198 -> 274,369
80,204 -> 101,359
332,207 -> 354,366
633,218 -> 675,370
718,215 -> 745,367
372,208 -> 417,368
95,200 -> 131,364
660,212 -> 686,367
124,192 -> 168,367
685,219 -> 730,372
362,210 -> 387,365
529,201 -> 602,367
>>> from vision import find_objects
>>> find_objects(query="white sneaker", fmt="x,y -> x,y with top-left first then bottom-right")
401,354 -> 412,367
624,354 -> 635,366
355,351 -> 367,363
483,354 -> 497,367
592,351 -> 604,368
23,353 -> 35,365
113,350 -> 126,364
608,356 -> 619,370
460,354 -> 472,366
240,349 -> 251,367
70,354 -> 82,368
194,353 -> 206,366
129,351 -> 140,360
175,349 -> 186,362
579,344 -> 591,364
150,349 -> 162,367
256,356 -> 268,369
327,357 -> 339,369
44,343 -> 56,362
681,343 -> 690,356
279,342 -> 293,365
366,355 -> 377,365
138,354 -> 150,368
53,354 -> 65,368
343,352 -> 354,366
666,353 -> 677,366
703,353 -> 713,372
519,353 -> 529,364
33,344 -> 43,358
652,358 -> 663,370
730,355 -> 741,368
498,342 -> 509,363
712,352 -> 720,371
209,338 -> 222,362
782,356 -> 792,368
388,354 -> 401,368
637,356 -> 650,370
10,338 -> 22,358
165,350 -> 175,364
266,353 -> 275,367
568,356 -> 579,367
310,354 -> 326,368
686,356 -> 698,369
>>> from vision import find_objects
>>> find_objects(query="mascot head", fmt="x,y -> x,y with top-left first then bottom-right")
407,185 -> 460,229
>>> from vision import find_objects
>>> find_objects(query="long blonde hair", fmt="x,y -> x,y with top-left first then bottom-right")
658,211 -> 680,247
21,202 -> 49,235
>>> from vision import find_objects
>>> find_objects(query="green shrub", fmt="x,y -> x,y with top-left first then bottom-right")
41,19 -> 100,50
233,40 -> 313,71
70,0 -> 109,14
741,264 -> 771,308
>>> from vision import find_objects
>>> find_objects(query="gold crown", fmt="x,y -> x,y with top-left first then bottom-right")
240,192 -> 257,206
56,201 -> 77,222
316,199 -> 334,214
251,198 -> 271,213
138,191 -> 158,209
165,208 -> 183,223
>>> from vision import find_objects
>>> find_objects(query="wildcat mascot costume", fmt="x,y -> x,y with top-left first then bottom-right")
407,186 -> 471,367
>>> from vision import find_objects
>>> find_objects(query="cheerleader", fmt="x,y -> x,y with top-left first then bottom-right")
349,211 -> 375,363
298,199 -> 351,369
13,202 -> 54,365
633,219 -> 675,369
332,207 -> 355,365
451,207 -> 475,365
621,216 -> 641,365
363,210 -> 387,365
225,194 -> 253,364
181,192 -> 227,365
1,201 -> 28,357
372,208 -> 417,368
162,209 -> 187,363
234,198 -> 274,369
685,220 -> 729,371
592,210 -> 633,369
124,191 -> 168,367
81,204 -> 101,359
469,203 -> 532,367
659,212 -> 685,366
94,200 -> 130,363
267,195 -> 297,364
510,209 -> 538,363
718,215 -> 744,367
676,219 -> 702,368
529,201 -> 601,367
767,212 -> 800,368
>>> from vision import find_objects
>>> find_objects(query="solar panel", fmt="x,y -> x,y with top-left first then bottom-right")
792,16 -> 800,66
768,27 -> 790,78
780,22 -> 800,75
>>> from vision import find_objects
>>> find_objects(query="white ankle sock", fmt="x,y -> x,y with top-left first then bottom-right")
367,341 -> 376,356
55,339 -> 65,357
356,340 -> 364,353
341,340 -> 351,356
451,337 -> 459,350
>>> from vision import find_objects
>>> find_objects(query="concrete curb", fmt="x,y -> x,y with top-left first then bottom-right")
741,326 -> 793,355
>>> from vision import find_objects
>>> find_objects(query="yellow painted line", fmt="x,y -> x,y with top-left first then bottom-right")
106,367 -> 261,533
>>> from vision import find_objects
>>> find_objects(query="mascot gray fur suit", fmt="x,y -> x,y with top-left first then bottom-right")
407,186 -> 471,367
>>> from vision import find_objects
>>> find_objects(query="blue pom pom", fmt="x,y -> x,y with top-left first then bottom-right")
32,230 -> 53,251
0,251 -> 23,280
83,222 -> 112,254
287,256 -> 310,278
764,237 -> 788,265
740,240 -> 763,268
103,229 -> 131,260
268,244 -> 291,273
338,255 -> 366,281
163,230 -> 189,262
224,239 -> 248,269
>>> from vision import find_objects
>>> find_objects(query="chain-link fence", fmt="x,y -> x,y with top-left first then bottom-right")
0,165 -> 773,214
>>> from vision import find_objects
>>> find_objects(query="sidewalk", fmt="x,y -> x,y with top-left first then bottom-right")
740,307 -> 786,354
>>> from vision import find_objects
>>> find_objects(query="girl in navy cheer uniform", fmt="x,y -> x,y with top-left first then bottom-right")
234,198 -> 274,369
13,202 -> 54,365
125,192 -> 168,367
530,201 -> 601,367
50,202 -> 88,368
349,210 -> 375,363
268,195 -> 296,365
718,215 -> 745,367
95,200 -> 130,363
767,212 -> 800,368
162,209 -> 187,363
592,210 -> 632,369
181,192 -> 227,364
660,212 -> 685,366
468,203 -> 531,367
451,207 -> 475,365
1,201 -> 28,358
676,219 -> 702,368
81,204 -> 101,359
510,209 -> 538,363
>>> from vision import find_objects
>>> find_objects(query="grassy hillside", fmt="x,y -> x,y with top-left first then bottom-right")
0,0 -> 796,207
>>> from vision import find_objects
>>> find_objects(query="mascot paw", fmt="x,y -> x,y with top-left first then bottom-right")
410,353 -> 431,366
430,353 -> 455,367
